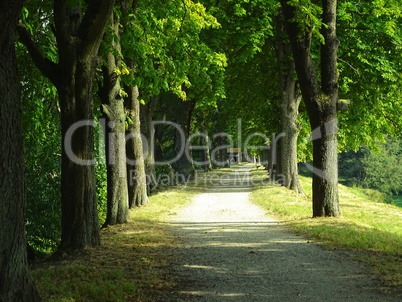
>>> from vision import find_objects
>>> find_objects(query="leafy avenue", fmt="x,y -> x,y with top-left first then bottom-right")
1,0 -> 401,300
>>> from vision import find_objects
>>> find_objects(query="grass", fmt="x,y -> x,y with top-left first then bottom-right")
31,166 -> 402,299
250,173 -> 402,295
31,186 -> 201,302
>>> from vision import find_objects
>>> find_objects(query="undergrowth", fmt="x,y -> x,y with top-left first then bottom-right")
31,187 -> 199,302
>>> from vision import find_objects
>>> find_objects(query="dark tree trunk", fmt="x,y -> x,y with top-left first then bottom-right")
275,14 -> 303,193
200,116 -> 212,171
202,131 -> 213,171
99,13 -> 129,226
281,0 -> 340,217
18,0 -> 115,249
0,1 -> 41,300
214,135 -> 227,168
313,0 -> 340,217
125,79 -> 149,207
173,100 -> 196,178
59,59 -> 101,249
140,96 -> 158,193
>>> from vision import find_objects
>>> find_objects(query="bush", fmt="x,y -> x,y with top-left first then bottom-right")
361,138 -> 402,196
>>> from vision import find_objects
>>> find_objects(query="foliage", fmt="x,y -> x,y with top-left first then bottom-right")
361,138 -> 402,196
18,43 -> 61,252
287,0 -> 325,43
337,1 -> 402,150
94,118 -> 107,227
194,0 -> 281,153
16,0 -> 402,266
338,150 -> 365,186
202,0 -> 278,62
337,137 -> 402,198
119,0 -> 224,102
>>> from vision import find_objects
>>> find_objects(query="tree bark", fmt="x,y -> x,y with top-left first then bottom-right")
140,96 -> 158,193
0,1 -> 41,300
202,131 -> 213,171
275,14 -> 303,193
18,0 -> 115,250
173,99 -> 196,178
200,115 -> 213,171
281,0 -> 340,217
314,0 -> 340,217
99,12 -> 129,225
125,76 -> 149,207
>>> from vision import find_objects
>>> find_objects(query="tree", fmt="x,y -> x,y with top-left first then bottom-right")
274,13 -> 303,193
18,0 -> 115,250
118,0 -> 150,206
18,44 -> 62,252
124,63 -> 149,207
99,9 -> 129,225
281,0 -> 340,217
122,0 -> 224,181
200,0 -> 282,170
140,96 -> 158,192
0,0 -> 41,300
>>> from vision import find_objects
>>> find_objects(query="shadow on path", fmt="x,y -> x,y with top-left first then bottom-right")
166,164 -> 394,301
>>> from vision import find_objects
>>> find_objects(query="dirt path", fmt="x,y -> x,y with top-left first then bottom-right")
166,164 -> 395,301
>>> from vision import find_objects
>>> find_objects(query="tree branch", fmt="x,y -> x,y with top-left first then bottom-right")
16,22 -> 60,87
280,0 -> 320,117
53,0 -> 71,57
78,0 -> 115,57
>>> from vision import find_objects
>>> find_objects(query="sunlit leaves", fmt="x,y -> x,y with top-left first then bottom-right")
116,0 -> 224,103
287,0 -> 325,43
337,0 -> 402,148
202,0 -> 277,63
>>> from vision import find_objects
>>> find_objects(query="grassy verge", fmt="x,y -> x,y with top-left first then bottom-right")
250,172 -> 402,295
31,186 -> 201,302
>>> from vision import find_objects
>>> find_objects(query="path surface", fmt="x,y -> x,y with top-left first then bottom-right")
166,164 -> 395,301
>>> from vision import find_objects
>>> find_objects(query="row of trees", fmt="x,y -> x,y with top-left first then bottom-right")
1,0 -> 402,300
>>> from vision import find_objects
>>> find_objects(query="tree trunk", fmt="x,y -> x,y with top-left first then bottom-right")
0,1 -> 41,300
200,116 -> 212,171
58,58 -> 101,249
281,0 -> 340,217
202,131 -> 213,171
140,96 -> 158,193
310,111 -> 340,216
312,0 -> 340,216
18,0 -> 114,250
99,12 -> 129,226
125,80 -> 149,207
275,14 -> 303,193
173,100 -> 196,178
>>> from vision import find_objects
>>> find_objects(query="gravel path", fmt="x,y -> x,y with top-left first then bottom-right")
166,165 -> 396,301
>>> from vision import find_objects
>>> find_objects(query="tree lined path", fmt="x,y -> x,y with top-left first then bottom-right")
166,164 -> 393,301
